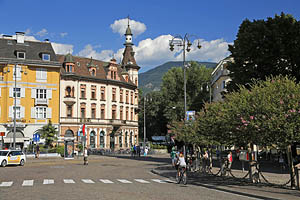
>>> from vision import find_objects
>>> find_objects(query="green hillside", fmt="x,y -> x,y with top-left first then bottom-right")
138,61 -> 217,94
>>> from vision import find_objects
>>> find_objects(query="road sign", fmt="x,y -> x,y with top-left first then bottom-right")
186,111 -> 195,121
33,133 -> 40,142
0,132 -> 5,136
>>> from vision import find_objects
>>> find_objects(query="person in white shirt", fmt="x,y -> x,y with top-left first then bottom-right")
84,147 -> 88,165
176,152 -> 187,179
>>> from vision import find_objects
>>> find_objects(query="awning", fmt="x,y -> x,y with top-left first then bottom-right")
3,137 -> 30,143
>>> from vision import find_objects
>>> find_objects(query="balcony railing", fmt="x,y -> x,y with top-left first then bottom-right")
212,69 -> 230,84
60,117 -> 138,126
35,98 -> 48,105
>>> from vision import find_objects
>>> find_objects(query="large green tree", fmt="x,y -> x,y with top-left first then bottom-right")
161,61 -> 212,122
227,13 -> 300,92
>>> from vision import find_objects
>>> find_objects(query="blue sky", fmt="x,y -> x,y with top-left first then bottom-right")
0,0 -> 299,72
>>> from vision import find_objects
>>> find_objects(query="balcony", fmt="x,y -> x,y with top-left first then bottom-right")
212,69 -> 230,84
63,96 -> 76,105
35,98 -> 48,105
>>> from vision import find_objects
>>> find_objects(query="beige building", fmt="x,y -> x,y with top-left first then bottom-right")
211,57 -> 233,102
58,23 -> 139,150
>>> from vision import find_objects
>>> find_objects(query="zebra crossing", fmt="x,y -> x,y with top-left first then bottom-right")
0,178 -> 174,188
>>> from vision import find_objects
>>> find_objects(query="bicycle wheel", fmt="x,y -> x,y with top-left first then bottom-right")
182,171 -> 187,185
176,172 -> 180,184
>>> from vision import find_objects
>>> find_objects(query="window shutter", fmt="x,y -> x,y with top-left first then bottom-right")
17,66 -> 21,79
36,69 -> 41,80
21,88 -> 25,98
0,88 -> 1,97
31,89 -> 36,98
47,89 -> 52,99
46,108 -> 52,119
31,107 -> 36,119
9,88 -> 13,98
42,69 -> 47,80
9,106 -> 13,118
20,106 -> 25,118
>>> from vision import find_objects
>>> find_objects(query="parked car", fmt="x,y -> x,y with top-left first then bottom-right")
0,150 -> 26,167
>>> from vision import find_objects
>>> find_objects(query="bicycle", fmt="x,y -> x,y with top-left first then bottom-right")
176,166 -> 187,185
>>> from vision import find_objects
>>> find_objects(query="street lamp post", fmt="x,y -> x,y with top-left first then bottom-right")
13,64 -> 17,150
143,96 -> 146,153
169,34 -> 201,157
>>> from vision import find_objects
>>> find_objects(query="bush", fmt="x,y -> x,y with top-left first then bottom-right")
56,146 -> 65,157
151,144 -> 167,149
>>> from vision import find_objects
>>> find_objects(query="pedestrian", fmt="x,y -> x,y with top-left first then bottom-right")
203,151 -> 209,172
36,144 -> 40,159
133,144 -> 137,157
130,145 -> 134,157
137,145 -> 141,157
170,147 -> 177,167
84,147 -> 88,165
227,151 -> 233,171
144,146 -> 148,156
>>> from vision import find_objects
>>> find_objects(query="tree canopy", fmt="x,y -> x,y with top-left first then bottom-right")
227,13 -> 300,92
38,120 -> 58,147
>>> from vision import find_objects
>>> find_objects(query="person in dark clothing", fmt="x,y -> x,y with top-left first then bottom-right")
136,145 -> 141,157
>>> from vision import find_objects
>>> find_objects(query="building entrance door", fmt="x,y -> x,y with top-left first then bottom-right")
110,133 -> 114,150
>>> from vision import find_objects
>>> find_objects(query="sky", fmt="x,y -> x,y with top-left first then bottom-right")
0,0 -> 299,72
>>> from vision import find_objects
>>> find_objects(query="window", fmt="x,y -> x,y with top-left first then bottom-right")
36,68 -> 47,82
36,89 -> 47,99
112,88 -> 116,102
130,132 -> 133,145
101,104 -> 105,119
66,86 -> 71,97
91,85 -> 96,99
17,52 -> 25,59
36,107 -> 47,119
90,131 -> 96,148
42,54 -> 50,61
100,87 -> 105,100
119,135 -> 122,148
112,105 -> 116,119
100,131 -> 105,148
130,92 -> 133,105
80,103 -> 86,118
120,89 -> 123,103
91,69 -> 96,76
91,104 -> 96,118
125,132 -> 128,147
120,106 -> 123,120
80,84 -> 86,98
14,106 -> 21,119
126,107 -> 129,120
131,108 -> 133,121
13,88 -> 21,98
126,91 -> 129,104
67,105 -> 72,117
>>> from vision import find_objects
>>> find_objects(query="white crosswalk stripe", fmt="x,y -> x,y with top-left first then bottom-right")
43,179 -> 54,184
151,179 -> 166,183
81,179 -> 95,184
0,181 -> 13,187
22,180 -> 34,186
117,179 -> 132,183
99,179 -> 114,183
164,179 -> 176,183
134,179 -> 150,183
64,179 -> 75,184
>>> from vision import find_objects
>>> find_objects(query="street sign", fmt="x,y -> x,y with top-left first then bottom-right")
186,111 -> 195,121
0,132 -> 5,136
33,133 -> 40,142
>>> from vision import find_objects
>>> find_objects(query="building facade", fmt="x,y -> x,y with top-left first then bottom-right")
58,23 -> 139,150
211,57 -> 233,102
0,32 -> 60,149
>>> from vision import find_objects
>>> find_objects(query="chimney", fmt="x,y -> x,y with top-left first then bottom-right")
16,32 -> 25,43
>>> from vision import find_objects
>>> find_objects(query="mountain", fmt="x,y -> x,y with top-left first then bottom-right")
138,61 -> 217,94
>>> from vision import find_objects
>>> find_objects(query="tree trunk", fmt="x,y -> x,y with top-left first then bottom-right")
287,145 -> 296,188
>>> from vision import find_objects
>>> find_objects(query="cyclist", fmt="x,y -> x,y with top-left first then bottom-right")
176,152 -> 187,180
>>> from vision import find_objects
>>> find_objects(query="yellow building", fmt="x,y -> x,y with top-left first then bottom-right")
0,32 -> 60,149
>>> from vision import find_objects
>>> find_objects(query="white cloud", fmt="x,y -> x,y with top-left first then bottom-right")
25,28 -> 31,35
36,28 -> 48,37
60,32 -> 68,37
51,42 -> 74,55
75,35 -> 231,72
110,18 -> 146,36
77,44 -> 114,61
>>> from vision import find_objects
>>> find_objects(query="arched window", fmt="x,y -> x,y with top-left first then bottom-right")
119,133 -> 122,148
65,129 -> 74,137
91,69 -> 96,76
66,86 -> 71,97
125,131 -> 128,147
100,131 -> 105,148
90,131 -> 96,148
130,132 -> 133,145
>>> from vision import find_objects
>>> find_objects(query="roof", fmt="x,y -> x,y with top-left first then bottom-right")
125,25 -> 132,35
121,45 -> 140,70
57,55 -> 136,87
0,38 -> 58,64
64,53 -> 75,63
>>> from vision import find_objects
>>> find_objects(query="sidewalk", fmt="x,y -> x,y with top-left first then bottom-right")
151,163 -> 300,200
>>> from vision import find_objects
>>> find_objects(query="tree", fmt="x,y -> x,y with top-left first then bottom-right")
38,120 -> 58,147
227,13 -> 300,92
161,61 -> 212,122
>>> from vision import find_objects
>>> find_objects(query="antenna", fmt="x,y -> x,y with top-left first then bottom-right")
127,15 -> 130,27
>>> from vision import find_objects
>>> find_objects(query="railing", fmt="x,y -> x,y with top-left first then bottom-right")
212,69 -> 230,84
35,98 -> 48,105
60,117 -> 138,126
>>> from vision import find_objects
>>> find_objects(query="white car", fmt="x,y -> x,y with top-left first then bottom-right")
0,150 -> 26,167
